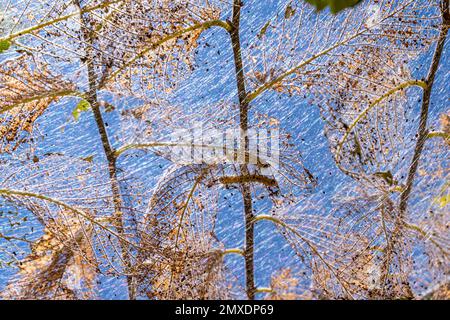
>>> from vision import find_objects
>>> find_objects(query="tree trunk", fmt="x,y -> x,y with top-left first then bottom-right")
229,0 -> 255,300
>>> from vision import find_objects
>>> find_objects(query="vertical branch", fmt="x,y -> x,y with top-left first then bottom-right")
398,3 -> 449,216
74,1 -> 136,300
382,1 -> 449,297
229,0 -> 255,300
241,182 -> 255,300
